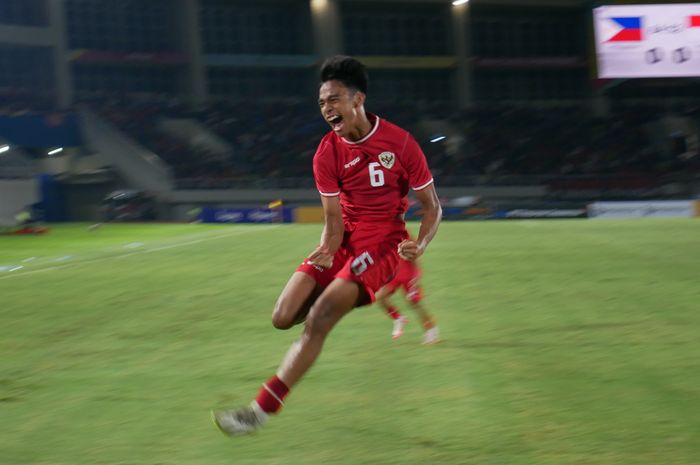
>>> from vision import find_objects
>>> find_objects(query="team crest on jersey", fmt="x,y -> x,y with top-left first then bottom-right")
378,152 -> 395,169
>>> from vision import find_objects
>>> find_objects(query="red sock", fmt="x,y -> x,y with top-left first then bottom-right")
255,375 -> 289,414
386,306 -> 402,320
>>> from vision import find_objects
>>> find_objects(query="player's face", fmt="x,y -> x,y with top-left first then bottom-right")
318,80 -> 365,139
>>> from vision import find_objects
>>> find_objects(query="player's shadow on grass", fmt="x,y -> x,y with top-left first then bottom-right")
510,320 -> 649,335
452,320 -> 667,350
453,340 -> 539,349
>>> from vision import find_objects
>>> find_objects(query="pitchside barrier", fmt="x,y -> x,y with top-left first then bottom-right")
200,206 -> 592,223
587,200 -> 700,219
200,207 -> 294,223
198,202 -> 700,224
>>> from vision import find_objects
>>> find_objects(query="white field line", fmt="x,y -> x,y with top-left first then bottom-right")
0,226 -> 278,281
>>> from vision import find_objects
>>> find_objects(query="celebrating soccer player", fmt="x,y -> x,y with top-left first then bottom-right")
212,55 -> 442,436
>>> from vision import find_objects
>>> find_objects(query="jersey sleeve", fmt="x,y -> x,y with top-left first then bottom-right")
402,134 -> 434,191
313,140 -> 340,197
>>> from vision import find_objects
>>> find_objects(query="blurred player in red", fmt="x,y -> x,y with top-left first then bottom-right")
377,257 -> 440,344
212,55 -> 442,436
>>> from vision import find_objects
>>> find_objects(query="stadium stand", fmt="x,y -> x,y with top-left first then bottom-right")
0,0 -> 698,220
75,95 -> 699,189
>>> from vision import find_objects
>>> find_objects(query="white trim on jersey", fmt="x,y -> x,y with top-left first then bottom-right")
412,178 -> 434,191
341,116 -> 381,145
319,191 -> 341,197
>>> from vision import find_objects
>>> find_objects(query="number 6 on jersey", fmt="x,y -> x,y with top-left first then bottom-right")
368,162 -> 385,187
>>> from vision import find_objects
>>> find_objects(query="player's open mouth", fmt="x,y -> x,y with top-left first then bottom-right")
328,115 -> 344,132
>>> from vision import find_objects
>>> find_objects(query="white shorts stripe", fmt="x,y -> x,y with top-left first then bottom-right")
262,383 -> 284,406
319,191 -> 340,197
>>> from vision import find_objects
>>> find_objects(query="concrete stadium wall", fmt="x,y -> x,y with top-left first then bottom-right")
170,185 -> 547,204
165,185 -> 548,222
0,179 -> 38,225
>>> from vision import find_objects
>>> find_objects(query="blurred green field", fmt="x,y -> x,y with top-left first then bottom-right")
1,220 -> 699,465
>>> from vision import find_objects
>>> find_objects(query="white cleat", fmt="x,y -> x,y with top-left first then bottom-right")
211,401 -> 269,436
392,315 -> 409,339
422,326 -> 441,345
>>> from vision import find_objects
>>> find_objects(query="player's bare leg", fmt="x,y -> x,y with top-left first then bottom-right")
272,272 -> 322,329
276,278 -> 362,386
213,278 -> 364,436
409,300 -> 440,344
376,286 -> 408,339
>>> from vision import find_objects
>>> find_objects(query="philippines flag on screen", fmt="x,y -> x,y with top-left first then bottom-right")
603,17 -> 643,42
689,15 -> 700,27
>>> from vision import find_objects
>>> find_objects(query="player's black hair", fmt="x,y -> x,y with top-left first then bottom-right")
320,55 -> 368,95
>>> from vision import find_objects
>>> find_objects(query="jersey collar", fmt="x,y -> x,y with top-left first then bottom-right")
341,113 -> 380,145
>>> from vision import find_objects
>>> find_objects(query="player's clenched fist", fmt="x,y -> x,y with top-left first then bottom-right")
307,246 -> 334,268
397,239 -> 424,261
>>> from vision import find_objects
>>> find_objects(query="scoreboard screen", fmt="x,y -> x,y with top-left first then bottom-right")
593,4 -> 700,78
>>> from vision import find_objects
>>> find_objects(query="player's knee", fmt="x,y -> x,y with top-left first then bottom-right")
407,290 -> 422,305
271,312 -> 294,330
408,296 -> 421,305
271,300 -> 295,330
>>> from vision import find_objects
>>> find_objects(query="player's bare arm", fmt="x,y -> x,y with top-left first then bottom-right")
308,195 -> 344,268
398,184 -> 441,261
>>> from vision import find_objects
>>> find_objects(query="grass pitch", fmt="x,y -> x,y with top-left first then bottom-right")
1,220 -> 699,465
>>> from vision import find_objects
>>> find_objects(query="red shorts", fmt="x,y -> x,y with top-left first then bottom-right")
296,248 -> 348,288
383,259 -> 423,304
335,221 -> 408,305
296,222 -> 408,305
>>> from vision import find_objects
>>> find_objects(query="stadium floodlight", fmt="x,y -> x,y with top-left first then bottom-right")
311,0 -> 327,12
48,147 -> 63,155
0,145 -> 9,154
430,136 -> 446,143
452,0 -> 469,5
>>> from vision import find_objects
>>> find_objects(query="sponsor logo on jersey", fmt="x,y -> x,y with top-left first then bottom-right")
303,259 -> 325,272
344,156 -> 361,169
378,151 -> 395,169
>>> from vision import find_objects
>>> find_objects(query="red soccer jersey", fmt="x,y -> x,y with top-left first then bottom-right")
313,114 -> 434,225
